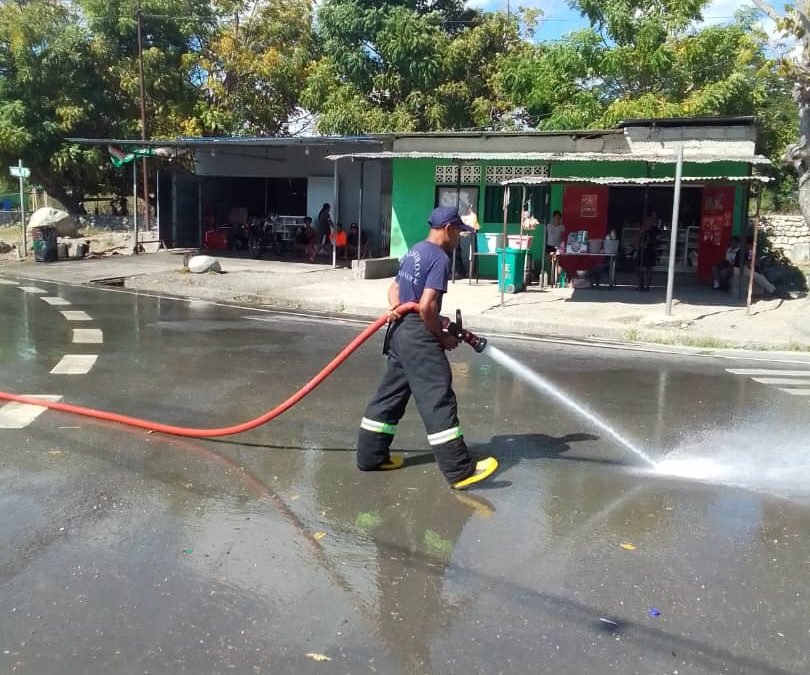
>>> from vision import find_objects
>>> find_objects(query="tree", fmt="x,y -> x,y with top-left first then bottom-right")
303,1 -> 537,133
0,0 -> 120,212
498,5 -> 773,124
191,0 -> 314,136
750,0 -> 810,219
495,3 -> 796,203
77,0 -> 214,138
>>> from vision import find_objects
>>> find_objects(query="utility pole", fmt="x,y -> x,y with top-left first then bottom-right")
18,159 -> 27,257
136,1 -> 149,252
665,144 -> 684,316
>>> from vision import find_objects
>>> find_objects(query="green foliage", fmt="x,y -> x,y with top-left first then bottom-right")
0,0 -> 800,213
191,0 -> 314,135
497,6 -> 774,128
0,0 -> 123,210
303,2 -> 533,133
494,3 -> 796,205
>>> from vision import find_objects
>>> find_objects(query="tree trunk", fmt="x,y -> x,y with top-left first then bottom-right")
40,179 -> 86,215
753,0 -> 810,223
789,60 -> 810,224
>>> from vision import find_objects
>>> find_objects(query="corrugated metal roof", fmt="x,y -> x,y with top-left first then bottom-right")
326,151 -> 770,165
373,129 -> 623,139
67,136 -> 381,148
500,175 -> 772,186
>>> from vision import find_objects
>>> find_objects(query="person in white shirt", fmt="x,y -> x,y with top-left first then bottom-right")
546,210 -> 564,252
712,236 -> 740,290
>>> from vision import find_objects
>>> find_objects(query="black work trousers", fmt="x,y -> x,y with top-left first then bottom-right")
357,315 -> 476,484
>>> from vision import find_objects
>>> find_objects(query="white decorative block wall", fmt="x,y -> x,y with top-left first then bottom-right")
434,165 -> 481,184
485,165 -> 549,184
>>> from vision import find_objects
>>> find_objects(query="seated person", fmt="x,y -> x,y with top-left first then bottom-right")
346,223 -> 368,259
302,217 -> 319,261
330,223 -> 348,259
293,226 -> 309,258
741,237 -> 778,296
712,236 -> 740,290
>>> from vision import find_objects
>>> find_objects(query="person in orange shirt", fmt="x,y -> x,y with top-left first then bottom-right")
330,223 -> 348,259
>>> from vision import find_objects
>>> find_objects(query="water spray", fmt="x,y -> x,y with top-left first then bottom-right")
484,345 -> 656,467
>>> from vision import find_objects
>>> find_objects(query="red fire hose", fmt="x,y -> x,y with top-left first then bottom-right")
0,302 -> 421,438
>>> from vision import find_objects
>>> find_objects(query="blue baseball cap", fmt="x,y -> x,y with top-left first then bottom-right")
428,206 -> 475,232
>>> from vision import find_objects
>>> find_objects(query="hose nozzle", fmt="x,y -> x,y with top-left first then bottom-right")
441,310 -> 488,353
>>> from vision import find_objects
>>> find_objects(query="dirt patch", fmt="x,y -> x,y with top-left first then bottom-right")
0,224 -> 134,263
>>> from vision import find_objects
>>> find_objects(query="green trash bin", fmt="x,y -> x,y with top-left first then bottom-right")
496,247 -> 526,294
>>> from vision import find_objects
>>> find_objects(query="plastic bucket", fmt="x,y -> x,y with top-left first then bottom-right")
507,235 -> 533,250
478,233 -> 504,253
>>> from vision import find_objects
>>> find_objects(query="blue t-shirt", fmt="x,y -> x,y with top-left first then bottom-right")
397,241 -> 449,308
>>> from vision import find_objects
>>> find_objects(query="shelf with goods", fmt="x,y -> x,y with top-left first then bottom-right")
622,224 -> 699,272
269,215 -> 307,241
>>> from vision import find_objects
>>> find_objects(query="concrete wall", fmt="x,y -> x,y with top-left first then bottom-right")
761,214 -> 810,262
335,159 -> 384,254
391,124 -> 757,157
624,124 -> 757,157
392,132 -> 628,154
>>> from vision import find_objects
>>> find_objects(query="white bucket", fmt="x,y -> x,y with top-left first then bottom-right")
507,235 -> 533,250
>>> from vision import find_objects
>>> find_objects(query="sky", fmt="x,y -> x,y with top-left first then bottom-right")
465,0 -> 794,55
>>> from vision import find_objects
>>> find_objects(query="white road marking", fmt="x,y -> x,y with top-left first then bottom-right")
41,296 -> 71,306
18,286 -> 47,294
751,378 -> 810,386
60,310 -> 92,321
72,328 -> 103,344
779,388 -> 810,396
0,395 -> 63,428
51,354 -> 98,374
726,369 -> 810,377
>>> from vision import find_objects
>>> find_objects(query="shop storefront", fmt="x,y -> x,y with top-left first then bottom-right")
327,117 -> 769,284
191,138 -> 386,255
70,136 -> 387,253
501,175 -> 759,284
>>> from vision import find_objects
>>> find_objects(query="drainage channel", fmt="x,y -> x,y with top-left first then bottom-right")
89,277 -> 126,287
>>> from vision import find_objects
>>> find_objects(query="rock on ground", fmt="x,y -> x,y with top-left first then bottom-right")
187,255 -> 222,274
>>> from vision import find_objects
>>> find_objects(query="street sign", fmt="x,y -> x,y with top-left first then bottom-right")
9,166 -> 30,178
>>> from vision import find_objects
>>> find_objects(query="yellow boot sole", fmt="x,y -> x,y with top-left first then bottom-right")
452,457 -> 498,490
379,454 -> 404,471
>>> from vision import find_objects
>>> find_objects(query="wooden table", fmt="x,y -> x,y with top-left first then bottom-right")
556,252 -> 618,287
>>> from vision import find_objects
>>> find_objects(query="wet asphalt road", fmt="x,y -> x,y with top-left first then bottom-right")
1,277 -> 809,675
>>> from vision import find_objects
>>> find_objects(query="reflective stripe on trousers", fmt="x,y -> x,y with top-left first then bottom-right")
360,417 -> 397,435
427,426 -> 462,446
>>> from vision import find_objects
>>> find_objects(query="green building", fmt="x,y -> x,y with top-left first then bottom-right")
330,117 -> 769,284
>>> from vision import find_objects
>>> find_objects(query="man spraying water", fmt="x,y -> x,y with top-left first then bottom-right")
355,206 -> 499,489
